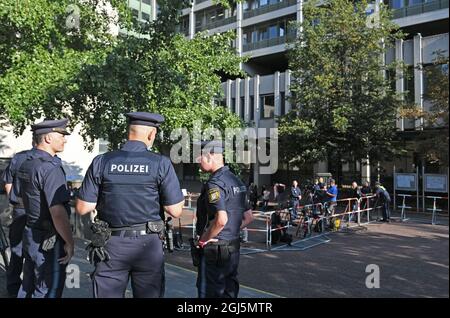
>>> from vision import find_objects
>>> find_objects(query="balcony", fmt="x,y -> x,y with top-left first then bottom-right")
244,0 -> 297,19
195,15 -> 236,32
243,34 -> 295,52
392,0 -> 449,19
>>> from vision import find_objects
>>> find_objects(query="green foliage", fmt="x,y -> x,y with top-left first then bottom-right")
0,0 -> 245,155
280,0 -> 405,166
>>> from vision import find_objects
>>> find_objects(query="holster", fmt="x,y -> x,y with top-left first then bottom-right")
36,220 -> 57,252
146,220 -> 165,240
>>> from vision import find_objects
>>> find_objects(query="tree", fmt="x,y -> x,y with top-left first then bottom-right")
279,0 -> 405,174
0,0 -> 245,152
399,52 -> 449,166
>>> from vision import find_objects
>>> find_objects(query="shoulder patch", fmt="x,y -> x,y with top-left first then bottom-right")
208,188 -> 221,203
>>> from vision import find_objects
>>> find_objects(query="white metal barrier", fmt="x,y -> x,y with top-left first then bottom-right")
396,194 -> 412,222
425,196 -> 448,225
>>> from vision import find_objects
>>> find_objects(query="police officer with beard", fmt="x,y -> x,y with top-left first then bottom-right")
194,140 -> 254,298
16,119 -> 74,298
76,112 -> 184,298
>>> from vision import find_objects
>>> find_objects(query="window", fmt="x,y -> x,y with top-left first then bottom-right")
280,92 -> 286,116
141,12 -> 150,22
231,98 -> 236,114
142,0 -> 151,4
260,95 -> 275,119
404,66 -> 415,103
131,8 -> 139,19
390,0 -> 404,9
240,97 -> 245,119
250,96 -> 255,120
268,25 -> 278,39
408,0 -> 423,6
215,98 -> 227,108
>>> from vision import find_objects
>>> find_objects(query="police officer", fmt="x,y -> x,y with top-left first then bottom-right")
290,180 -> 302,222
375,182 -> 391,222
1,144 -> 35,298
16,119 -> 74,298
194,140 -> 254,298
76,112 -> 184,298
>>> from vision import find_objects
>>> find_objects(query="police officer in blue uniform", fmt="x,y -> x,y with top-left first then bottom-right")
290,180 -> 302,222
194,140 -> 254,298
1,145 -> 34,297
76,112 -> 184,298
16,119 -> 74,298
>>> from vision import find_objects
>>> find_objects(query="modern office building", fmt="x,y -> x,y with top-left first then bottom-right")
175,0 -> 449,188
1,0 -> 448,192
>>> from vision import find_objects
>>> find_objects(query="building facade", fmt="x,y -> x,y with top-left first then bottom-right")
176,0 -> 449,189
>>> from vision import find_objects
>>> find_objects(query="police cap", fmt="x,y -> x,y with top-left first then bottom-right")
126,112 -> 165,128
195,140 -> 224,154
31,119 -> 70,135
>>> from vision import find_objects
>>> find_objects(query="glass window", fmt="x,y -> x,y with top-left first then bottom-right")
259,26 -> 268,41
404,66 -> 415,103
280,92 -> 285,116
408,0 -> 423,6
390,0 -> 404,9
240,97 -> 245,119
259,0 -> 269,7
268,25 -> 278,39
231,98 -> 236,113
142,0 -> 151,4
131,8 -> 139,19
279,24 -> 285,37
141,12 -> 150,21
261,95 -> 275,119
250,96 -> 255,120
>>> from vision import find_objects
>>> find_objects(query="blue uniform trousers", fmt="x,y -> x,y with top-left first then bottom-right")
18,226 -> 67,298
92,233 -> 165,298
197,250 -> 240,298
382,202 -> 391,221
6,211 -> 26,297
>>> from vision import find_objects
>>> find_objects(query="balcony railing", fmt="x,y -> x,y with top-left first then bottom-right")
196,0 -> 209,4
392,0 -> 449,19
242,34 -> 295,52
195,15 -> 236,32
244,0 -> 297,19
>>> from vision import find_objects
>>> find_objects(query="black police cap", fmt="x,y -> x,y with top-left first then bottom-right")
126,112 -> 165,128
194,140 -> 224,154
31,119 -> 70,135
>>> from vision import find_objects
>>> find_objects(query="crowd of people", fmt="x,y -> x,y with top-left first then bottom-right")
246,177 -> 392,223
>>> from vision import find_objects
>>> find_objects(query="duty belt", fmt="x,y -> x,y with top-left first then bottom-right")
212,238 -> 240,252
110,221 -> 163,237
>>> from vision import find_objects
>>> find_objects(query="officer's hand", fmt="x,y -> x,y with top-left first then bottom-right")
58,243 -> 74,264
198,238 -> 218,248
